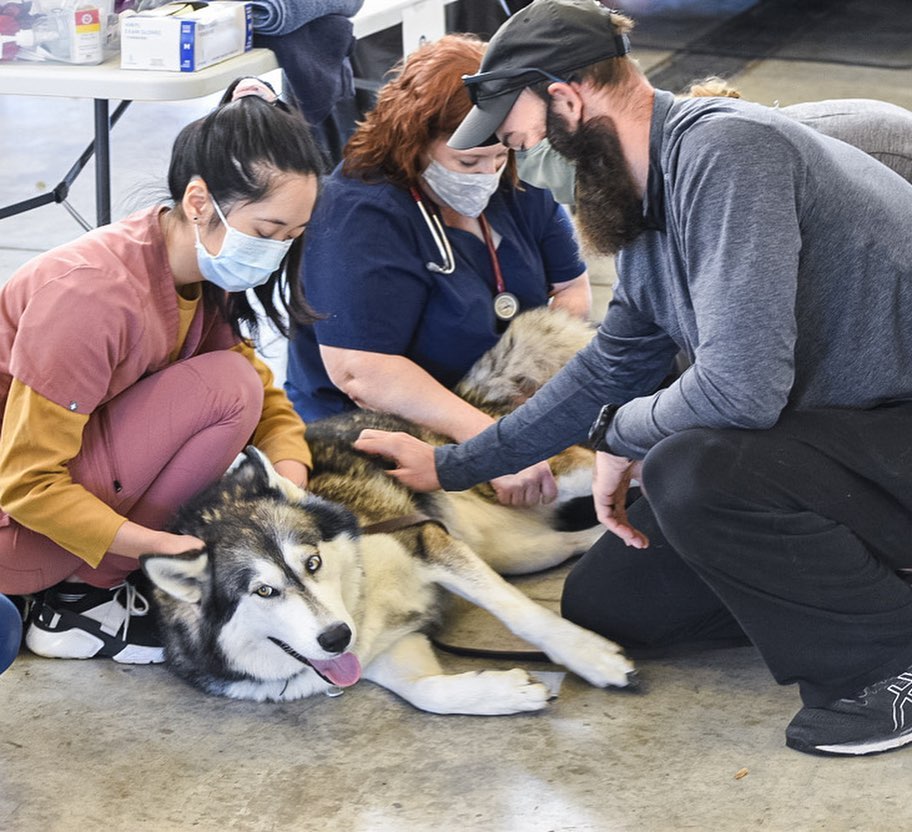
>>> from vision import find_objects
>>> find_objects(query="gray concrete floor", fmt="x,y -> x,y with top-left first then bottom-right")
3,11 -> 912,831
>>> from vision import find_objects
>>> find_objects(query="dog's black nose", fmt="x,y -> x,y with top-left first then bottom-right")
317,622 -> 352,654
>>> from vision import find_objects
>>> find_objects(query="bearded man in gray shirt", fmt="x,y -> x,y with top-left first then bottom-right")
354,0 -> 912,758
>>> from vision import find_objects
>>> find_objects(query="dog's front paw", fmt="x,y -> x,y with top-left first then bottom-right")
580,647 -> 637,690
549,629 -> 636,689
471,668 -> 553,714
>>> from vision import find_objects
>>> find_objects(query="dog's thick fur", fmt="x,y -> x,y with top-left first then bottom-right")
141,309 -> 634,715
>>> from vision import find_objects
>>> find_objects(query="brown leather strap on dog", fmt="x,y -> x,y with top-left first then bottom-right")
360,512 -> 448,535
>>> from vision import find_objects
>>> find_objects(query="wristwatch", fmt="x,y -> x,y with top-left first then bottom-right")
588,403 -> 620,453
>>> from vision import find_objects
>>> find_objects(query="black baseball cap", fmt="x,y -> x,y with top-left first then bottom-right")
449,0 -> 630,150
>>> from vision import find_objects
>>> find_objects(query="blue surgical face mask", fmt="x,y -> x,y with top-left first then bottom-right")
514,138 -> 577,206
194,196 -> 293,292
420,158 -> 505,218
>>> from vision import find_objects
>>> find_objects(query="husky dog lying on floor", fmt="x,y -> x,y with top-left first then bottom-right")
141,309 -> 635,714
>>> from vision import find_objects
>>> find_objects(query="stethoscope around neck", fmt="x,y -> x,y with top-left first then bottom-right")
409,186 -> 456,274
408,185 -> 520,322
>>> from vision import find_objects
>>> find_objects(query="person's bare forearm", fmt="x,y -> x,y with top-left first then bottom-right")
321,347 -> 495,441
108,520 -> 204,559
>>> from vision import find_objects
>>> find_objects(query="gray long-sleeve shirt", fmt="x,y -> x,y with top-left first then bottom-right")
436,90 -> 912,490
780,98 -> 912,184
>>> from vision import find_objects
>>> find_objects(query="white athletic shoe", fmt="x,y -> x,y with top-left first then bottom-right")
25,579 -> 164,664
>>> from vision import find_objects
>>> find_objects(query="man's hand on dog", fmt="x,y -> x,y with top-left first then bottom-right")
490,461 -> 558,507
355,429 -> 442,492
593,451 -> 650,549
354,430 -> 558,507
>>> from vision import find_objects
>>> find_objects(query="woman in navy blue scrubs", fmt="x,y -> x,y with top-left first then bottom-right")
286,35 -> 591,504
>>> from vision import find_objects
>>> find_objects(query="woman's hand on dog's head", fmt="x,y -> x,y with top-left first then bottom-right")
109,520 -> 206,559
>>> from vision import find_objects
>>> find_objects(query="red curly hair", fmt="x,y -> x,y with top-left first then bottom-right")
343,34 -> 516,189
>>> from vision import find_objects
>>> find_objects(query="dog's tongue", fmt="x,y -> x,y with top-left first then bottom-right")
310,652 -> 361,687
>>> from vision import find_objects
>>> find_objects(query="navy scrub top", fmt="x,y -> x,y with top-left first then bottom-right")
285,167 -> 587,421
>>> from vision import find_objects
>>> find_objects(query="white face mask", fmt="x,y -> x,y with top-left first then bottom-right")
194,196 -> 293,292
420,158 -> 505,218
514,138 -> 577,206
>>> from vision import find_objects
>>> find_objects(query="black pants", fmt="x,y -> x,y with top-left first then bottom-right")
562,403 -> 912,707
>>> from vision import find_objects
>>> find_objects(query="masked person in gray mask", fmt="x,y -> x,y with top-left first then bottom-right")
516,78 -> 912,207
285,34 -> 592,506
354,0 -> 912,758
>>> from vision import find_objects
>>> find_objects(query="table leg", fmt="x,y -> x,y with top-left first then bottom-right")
94,98 -> 111,227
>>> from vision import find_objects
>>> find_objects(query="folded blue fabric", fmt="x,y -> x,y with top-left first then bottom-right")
253,13 -> 356,125
246,0 -> 364,36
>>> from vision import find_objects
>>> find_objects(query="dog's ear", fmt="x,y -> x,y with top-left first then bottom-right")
509,374 -> 542,408
140,550 -> 209,604
301,492 -> 361,540
233,445 -> 307,504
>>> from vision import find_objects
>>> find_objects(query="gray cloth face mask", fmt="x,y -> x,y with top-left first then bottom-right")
420,159 -> 505,218
514,138 -> 577,206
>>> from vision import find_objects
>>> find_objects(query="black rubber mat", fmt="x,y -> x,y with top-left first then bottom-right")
639,0 -> 912,93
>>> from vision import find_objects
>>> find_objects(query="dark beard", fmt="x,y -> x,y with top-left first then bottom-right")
546,105 -> 645,256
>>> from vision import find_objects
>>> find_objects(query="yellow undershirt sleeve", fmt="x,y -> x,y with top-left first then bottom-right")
231,341 -> 312,470
0,380 -> 127,568
0,315 -> 310,570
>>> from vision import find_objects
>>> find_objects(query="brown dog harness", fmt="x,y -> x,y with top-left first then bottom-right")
360,512 -> 448,535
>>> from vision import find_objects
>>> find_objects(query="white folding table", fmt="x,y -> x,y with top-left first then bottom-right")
354,0 -> 458,53
0,0 -> 459,228
0,48 -> 279,228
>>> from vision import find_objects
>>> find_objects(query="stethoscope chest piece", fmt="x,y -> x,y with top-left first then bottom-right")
493,291 -> 519,321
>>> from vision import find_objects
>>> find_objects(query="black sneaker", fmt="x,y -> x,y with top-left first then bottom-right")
25,579 -> 164,664
786,666 -> 912,756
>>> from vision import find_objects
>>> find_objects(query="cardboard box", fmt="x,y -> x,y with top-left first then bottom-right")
120,1 -> 252,72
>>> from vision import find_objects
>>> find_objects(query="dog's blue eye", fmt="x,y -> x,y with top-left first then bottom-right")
305,555 -> 322,574
255,585 -> 277,598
